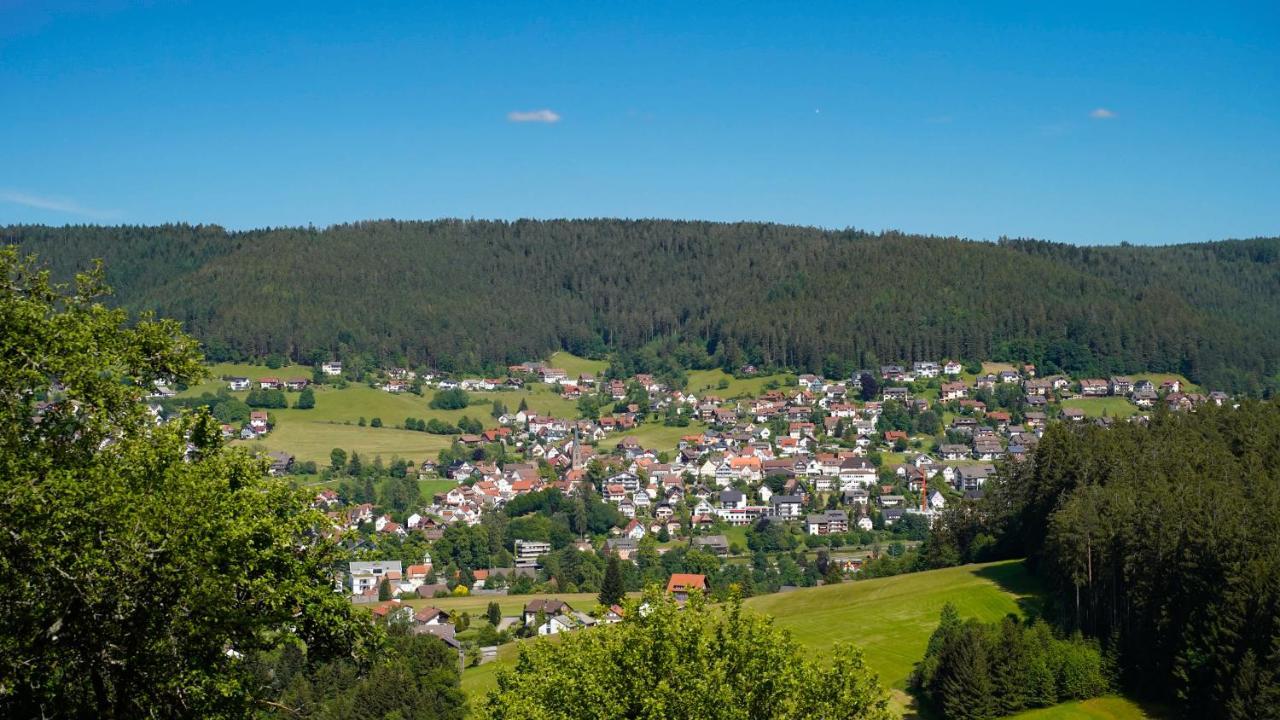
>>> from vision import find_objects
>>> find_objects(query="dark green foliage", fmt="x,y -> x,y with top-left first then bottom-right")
913,606 -> 1109,719
599,554 -> 625,607
975,402 -> 1280,718
265,624 -> 467,719
294,386 -> 315,409
246,387 -> 287,408
430,388 -> 471,410
9,222 -> 1280,393
486,601 -> 502,627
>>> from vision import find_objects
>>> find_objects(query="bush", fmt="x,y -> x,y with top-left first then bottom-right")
430,388 -> 471,410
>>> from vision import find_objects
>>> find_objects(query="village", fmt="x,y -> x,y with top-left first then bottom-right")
148,353 -> 1234,672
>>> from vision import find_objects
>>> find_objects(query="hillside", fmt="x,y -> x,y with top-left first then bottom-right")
461,561 -> 1155,719
6,221 -> 1280,392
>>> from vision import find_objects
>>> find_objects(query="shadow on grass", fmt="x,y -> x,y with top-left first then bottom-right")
971,560 -> 1047,619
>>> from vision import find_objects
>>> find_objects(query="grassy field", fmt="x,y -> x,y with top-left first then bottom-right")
1007,696 -> 1157,720
450,562 -> 1155,720
1059,397 -> 1139,419
252,423 -> 456,465
419,478 -> 459,498
610,421 -> 708,454
746,560 -> 1039,691
685,368 -> 792,398
1129,373 -> 1199,393
546,351 -> 608,378
405,591 -> 616,619
179,362 -> 311,397
186,363 -> 583,463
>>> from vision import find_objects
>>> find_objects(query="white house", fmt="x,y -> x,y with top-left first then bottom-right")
321,361 -> 343,376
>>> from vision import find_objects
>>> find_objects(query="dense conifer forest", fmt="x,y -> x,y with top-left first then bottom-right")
934,402 -> 1280,719
6,221 -> 1279,393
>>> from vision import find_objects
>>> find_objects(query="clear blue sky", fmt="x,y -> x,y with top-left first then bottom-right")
1,1 -> 1277,244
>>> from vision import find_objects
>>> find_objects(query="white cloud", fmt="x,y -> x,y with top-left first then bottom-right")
0,189 -> 115,219
1090,107 -> 1116,119
507,109 -> 561,124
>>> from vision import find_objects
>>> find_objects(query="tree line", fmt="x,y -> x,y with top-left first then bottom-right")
931,402 -> 1280,719
7,221 -> 1280,393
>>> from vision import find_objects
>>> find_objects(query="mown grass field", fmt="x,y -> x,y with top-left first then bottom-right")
1006,696 -> 1157,720
455,562 -> 1156,719
1059,397 -> 1139,419
404,591 -> 617,619
546,351 -> 608,378
1129,373 -> 1198,393
745,560 -> 1039,691
186,363 -> 584,463
610,421 -> 708,455
685,368 -> 792,398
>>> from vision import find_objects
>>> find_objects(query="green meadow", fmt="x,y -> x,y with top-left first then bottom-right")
1059,396 -> 1139,419
546,351 -> 608,377
184,362 -> 587,464
685,368 -> 792,398
456,561 -> 1155,719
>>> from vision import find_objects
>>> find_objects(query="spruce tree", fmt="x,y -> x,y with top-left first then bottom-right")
599,554 -> 625,607
938,623 -> 994,720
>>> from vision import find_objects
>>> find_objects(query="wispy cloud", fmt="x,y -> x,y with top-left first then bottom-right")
1090,107 -> 1116,119
0,189 -> 116,219
507,109 -> 561,124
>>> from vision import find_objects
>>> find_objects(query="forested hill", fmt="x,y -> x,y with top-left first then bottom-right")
6,221 -> 1280,392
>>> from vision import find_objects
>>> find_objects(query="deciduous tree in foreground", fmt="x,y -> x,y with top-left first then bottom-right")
0,249 -> 376,718
480,589 -> 894,720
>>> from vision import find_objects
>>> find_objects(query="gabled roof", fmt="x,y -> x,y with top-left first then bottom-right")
666,573 -> 707,594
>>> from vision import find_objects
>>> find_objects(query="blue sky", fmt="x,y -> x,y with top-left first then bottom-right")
1,1 -> 1277,244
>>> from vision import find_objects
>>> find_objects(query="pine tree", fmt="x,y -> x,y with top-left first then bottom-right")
938,623 -> 994,720
378,578 -> 393,601
486,601 -> 502,627
599,554 -> 625,607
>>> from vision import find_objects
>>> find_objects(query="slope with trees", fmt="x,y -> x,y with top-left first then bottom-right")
7,221 -> 1280,393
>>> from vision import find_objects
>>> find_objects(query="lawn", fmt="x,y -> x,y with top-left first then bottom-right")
245,422 -> 455,465
1007,696 -> 1157,720
745,560 -> 1039,691
179,362 -> 311,397
609,421 -> 707,455
452,562 -> 1156,720
197,364 -> 581,463
1059,397 -> 1139,419
685,369 -> 792,399
405,591 -> 615,620
1129,373 -> 1199,393
546,351 -> 608,378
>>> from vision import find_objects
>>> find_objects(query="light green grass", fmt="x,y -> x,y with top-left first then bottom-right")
745,560 -> 1038,691
201,365 -> 580,462
407,591 -> 620,619
244,423 -> 455,465
1059,397 -> 1138,419
546,352 -> 608,378
1006,696 -> 1157,720
454,562 -> 1155,720
1128,373 -> 1199,393
418,478 -> 459,499
180,362 -> 310,397
685,369 -> 791,398
721,525 -> 749,552
609,422 -> 707,454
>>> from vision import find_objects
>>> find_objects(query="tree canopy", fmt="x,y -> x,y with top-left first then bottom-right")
480,589 -> 893,720
940,401 -> 1280,718
0,248 -> 377,718
7,221 -> 1280,393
